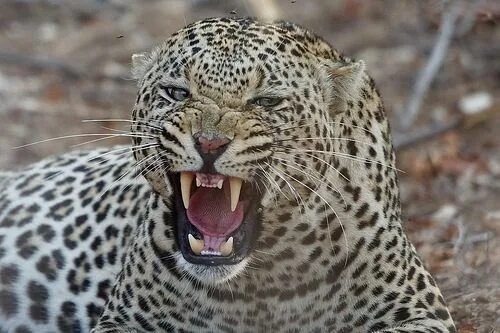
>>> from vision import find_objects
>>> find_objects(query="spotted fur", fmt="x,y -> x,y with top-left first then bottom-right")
0,18 -> 455,332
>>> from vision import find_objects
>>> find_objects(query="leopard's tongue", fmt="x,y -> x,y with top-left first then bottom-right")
187,185 -> 244,238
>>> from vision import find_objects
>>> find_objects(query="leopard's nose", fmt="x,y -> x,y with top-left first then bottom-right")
194,133 -> 230,172
195,134 -> 230,155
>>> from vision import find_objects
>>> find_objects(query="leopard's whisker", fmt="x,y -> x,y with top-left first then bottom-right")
256,150 -> 309,223
88,143 -> 159,163
63,144 -> 156,180
257,163 -> 281,208
140,158 -> 170,188
300,151 -> 350,183
82,118 -> 163,130
259,163 -> 292,202
41,145 -> 152,182
132,160 -> 159,187
244,264 -> 265,273
98,126 -> 135,134
266,162 -> 349,263
158,251 -> 177,261
253,168 -> 273,203
13,133 -> 157,150
273,137 -> 372,147
122,151 -> 169,194
253,150 -> 305,211
70,133 -> 158,148
248,255 -> 266,263
271,146 -> 402,172
226,281 -> 235,301
90,123 -> 162,135
273,149 -> 351,187
253,177 -> 264,197
96,153 -> 157,201
264,161 -> 307,220
254,249 -> 277,256
140,154 -> 164,178
271,155 -> 347,210
263,120 -> 380,139
273,150 -> 346,183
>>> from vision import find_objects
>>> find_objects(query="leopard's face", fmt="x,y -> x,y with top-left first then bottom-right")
130,18 -> 365,283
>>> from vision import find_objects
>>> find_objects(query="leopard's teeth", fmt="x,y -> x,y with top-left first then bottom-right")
196,178 -> 201,187
180,172 -> 194,209
188,234 -> 204,255
219,237 -> 234,256
229,177 -> 242,212
216,179 -> 224,189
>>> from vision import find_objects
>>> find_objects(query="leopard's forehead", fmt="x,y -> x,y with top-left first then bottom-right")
168,17 -> 338,60
150,17 -> 341,99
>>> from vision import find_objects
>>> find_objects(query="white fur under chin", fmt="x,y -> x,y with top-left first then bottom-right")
174,252 -> 249,284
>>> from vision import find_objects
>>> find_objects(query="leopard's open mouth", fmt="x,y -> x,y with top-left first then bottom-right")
170,172 -> 262,266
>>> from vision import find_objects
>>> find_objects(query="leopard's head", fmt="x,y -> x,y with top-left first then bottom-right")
130,17 -> 378,283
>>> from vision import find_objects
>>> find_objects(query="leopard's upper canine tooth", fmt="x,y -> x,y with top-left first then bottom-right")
229,177 -> 242,211
180,172 -> 194,209
219,237 -> 233,256
217,179 -> 224,189
188,234 -> 204,255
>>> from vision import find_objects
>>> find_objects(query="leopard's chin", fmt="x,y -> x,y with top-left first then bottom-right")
175,252 -> 250,283
168,171 -> 263,267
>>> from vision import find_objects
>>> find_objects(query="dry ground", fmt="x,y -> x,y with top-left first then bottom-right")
0,1 -> 498,331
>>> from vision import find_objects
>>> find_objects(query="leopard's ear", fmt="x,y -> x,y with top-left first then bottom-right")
322,60 -> 366,114
131,52 -> 152,83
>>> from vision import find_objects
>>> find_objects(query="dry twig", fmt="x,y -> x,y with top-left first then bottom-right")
394,117 -> 463,150
400,0 -> 463,129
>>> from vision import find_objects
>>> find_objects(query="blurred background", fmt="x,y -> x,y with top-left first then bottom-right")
0,0 -> 498,331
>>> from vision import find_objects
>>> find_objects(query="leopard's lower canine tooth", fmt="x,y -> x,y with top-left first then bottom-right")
188,234 -> 204,255
180,172 -> 194,209
219,237 -> 233,256
229,177 -> 242,211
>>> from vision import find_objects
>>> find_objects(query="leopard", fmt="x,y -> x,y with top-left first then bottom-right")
0,17 -> 456,333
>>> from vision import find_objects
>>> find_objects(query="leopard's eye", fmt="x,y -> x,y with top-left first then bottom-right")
252,97 -> 283,107
163,86 -> 190,101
